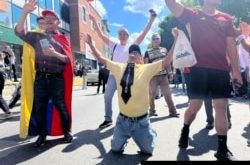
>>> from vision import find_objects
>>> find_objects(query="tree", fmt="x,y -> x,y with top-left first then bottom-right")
159,0 -> 250,49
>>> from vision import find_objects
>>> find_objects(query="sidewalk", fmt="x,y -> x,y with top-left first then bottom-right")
3,77 -> 84,99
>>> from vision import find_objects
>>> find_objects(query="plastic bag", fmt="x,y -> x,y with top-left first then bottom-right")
172,29 -> 197,68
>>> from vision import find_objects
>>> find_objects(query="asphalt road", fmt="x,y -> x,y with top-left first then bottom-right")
0,85 -> 249,164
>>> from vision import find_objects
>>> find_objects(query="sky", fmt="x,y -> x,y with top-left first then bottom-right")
89,0 -> 170,52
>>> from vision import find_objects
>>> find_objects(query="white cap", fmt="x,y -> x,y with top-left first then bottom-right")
118,27 -> 129,36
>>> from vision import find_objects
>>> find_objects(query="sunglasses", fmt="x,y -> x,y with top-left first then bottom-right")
152,38 -> 160,40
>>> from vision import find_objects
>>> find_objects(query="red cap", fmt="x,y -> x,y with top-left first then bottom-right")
41,10 -> 60,20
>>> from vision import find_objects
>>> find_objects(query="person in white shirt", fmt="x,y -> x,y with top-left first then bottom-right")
89,10 -> 157,128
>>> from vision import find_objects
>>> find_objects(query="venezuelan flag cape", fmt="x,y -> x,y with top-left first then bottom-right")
20,31 -> 73,138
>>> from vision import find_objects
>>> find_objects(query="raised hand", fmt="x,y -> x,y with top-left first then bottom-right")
171,27 -> 179,39
240,22 -> 250,37
23,0 -> 37,14
149,9 -> 157,18
80,33 -> 93,46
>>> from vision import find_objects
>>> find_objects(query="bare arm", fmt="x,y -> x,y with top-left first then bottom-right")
239,22 -> 250,53
165,0 -> 184,18
240,39 -> 250,53
89,15 -> 110,45
16,0 -> 37,33
162,28 -> 178,68
85,34 -> 106,65
227,37 -> 242,84
134,10 -> 157,44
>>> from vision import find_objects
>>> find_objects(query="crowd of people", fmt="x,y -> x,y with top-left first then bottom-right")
0,0 -> 250,161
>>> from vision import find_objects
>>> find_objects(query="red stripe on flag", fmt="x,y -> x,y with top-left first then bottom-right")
87,0 -> 94,2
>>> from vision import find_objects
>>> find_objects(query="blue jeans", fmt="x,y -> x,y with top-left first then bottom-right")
111,114 -> 157,154
104,74 -> 117,122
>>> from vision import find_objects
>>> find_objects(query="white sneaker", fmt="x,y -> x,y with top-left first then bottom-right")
0,113 -> 13,120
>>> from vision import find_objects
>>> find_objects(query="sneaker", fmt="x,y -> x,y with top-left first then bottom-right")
0,113 -> 13,120
63,133 -> 73,143
214,150 -> 237,161
34,136 -> 46,147
149,111 -> 158,117
169,112 -> 180,118
99,121 -> 112,129
205,122 -> 214,130
178,128 -> 189,148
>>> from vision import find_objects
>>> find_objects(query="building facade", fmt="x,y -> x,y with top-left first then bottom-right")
68,0 -> 110,70
0,0 -> 109,77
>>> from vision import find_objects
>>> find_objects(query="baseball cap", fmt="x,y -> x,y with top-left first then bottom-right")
118,27 -> 129,36
42,10 -> 60,20
128,44 -> 141,56
151,33 -> 161,40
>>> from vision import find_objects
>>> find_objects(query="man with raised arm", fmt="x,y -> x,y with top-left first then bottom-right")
165,0 -> 242,161
84,28 -> 177,155
89,9 -> 157,129
15,0 -> 73,147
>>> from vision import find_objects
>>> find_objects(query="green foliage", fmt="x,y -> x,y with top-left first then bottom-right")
159,0 -> 250,49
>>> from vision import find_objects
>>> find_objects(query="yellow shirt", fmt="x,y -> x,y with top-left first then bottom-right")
106,59 -> 163,117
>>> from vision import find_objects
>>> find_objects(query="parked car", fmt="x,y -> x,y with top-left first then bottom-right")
86,69 -> 99,85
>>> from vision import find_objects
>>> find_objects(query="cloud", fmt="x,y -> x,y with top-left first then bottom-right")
123,0 -> 166,17
90,0 -> 107,17
109,23 -> 124,28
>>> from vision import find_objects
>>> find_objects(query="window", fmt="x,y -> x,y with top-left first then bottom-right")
30,14 -> 38,30
0,2 -> 12,28
12,4 -> 23,27
54,0 -> 61,16
45,0 -> 53,10
38,0 -> 46,9
82,7 -> 86,23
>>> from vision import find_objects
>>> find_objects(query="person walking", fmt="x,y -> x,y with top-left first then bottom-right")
165,0 -> 242,161
16,0 -> 73,147
89,9 -> 157,128
144,33 -> 178,117
0,52 -> 13,120
97,64 -> 109,94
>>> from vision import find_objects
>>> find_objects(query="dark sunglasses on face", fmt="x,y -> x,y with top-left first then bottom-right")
152,38 -> 160,41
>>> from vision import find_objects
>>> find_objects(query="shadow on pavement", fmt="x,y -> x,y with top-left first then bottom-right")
0,135 -> 60,165
177,148 -> 190,161
150,115 -> 179,123
242,122 -> 250,146
62,127 -> 114,156
96,150 -> 150,165
0,112 -> 20,123
176,102 -> 189,109
187,128 -> 217,156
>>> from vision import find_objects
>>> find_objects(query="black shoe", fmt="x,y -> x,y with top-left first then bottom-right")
149,111 -> 158,117
169,112 -> 180,118
205,123 -> 214,130
99,121 -> 112,129
34,136 -> 46,147
178,129 -> 189,148
137,151 -> 152,156
214,150 -> 237,161
63,133 -> 73,143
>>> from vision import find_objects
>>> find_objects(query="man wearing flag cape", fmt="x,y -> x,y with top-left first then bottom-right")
15,0 -> 73,147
